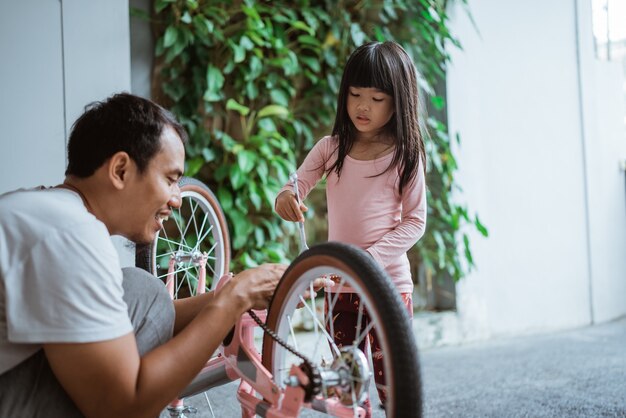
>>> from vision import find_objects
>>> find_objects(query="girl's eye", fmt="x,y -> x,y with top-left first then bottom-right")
349,92 -> 359,97
373,97 -> 384,102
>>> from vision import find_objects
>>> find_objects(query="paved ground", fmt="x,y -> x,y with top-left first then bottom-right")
163,317 -> 626,417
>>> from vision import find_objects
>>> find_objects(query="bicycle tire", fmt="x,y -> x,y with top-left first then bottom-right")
262,242 -> 422,418
135,177 -> 230,295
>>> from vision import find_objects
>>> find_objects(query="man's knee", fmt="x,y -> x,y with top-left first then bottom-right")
122,267 -> 174,355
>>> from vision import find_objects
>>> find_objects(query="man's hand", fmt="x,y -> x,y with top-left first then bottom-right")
228,263 -> 287,311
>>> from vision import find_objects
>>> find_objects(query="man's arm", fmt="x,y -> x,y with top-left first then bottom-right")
172,290 -> 215,335
44,263 -> 285,418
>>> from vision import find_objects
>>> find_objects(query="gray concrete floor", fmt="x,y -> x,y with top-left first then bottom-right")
162,317 -> 626,417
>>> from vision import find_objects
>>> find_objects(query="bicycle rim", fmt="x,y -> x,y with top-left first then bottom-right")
262,242 -> 422,418
136,177 -> 230,296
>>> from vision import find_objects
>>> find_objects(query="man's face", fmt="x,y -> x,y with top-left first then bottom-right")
124,126 -> 185,245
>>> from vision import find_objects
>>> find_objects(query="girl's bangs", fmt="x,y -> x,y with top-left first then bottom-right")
346,53 -> 393,95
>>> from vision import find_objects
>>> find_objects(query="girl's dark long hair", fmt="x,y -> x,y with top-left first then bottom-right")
329,41 -> 425,194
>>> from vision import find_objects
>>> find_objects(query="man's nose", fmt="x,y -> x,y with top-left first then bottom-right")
169,187 -> 182,209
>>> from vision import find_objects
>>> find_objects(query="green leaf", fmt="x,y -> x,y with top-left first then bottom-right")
231,43 -> 245,63
185,156 -> 203,177
300,56 -> 321,72
201,147 -> 216,162
291,20 -> 314,36
475,215 -> 489,237
237,150 -> 256,173
240,251 -> 259,268
240,35 -> 254,50
163,26 -> 179,48
245,81 -> 258,100
258,104 -> 289,119
214,165 -> 228,182
257,118 -> 276,132
254,227 -> 265,247
204,65 -> 224,102
219,132 -> 237,151
226,98 -> 250,116
229,165 -> 245,190
431,95 -> 445,110
297,35 -> 320,47
249,182 -> 262,211
350,23 -> 366,46
270,89 -> 289,106
256,160 -> 269,182
217,187 -> 233,211
155,0 -> 175,13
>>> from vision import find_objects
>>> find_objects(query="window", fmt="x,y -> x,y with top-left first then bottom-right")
592,0 -> 626,127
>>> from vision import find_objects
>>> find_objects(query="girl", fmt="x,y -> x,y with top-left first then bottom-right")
275,41 -> 426,415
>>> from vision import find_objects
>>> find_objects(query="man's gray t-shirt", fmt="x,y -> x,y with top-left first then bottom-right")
0,187 -> 132,374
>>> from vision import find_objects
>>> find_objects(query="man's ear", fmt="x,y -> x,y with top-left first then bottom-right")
108,151 -> 133,190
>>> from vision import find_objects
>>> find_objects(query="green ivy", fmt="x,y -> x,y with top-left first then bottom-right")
147,0 -> 487,282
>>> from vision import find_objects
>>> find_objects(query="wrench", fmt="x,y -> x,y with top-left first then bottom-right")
289,172 -> 309,253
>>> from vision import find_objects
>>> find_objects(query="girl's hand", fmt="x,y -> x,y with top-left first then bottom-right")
296,276 -> 336,308
275,190 -> 308,222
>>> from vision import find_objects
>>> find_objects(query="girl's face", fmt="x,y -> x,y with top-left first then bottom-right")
347,87 -> 394,140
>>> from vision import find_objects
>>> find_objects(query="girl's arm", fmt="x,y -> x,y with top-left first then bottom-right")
275,136 -> 332,221
366,167 -> 427,268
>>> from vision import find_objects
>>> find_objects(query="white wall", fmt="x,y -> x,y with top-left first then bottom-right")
0,1 -> 66,191
0,0 -> 135,266
576,0 -> 626,323
447,0 -> 626,339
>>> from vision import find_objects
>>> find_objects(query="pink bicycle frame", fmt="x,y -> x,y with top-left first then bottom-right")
166,253 -> 366,418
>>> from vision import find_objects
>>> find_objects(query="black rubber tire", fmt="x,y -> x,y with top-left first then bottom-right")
261,242 -> 422,418
135,177 -> 230,293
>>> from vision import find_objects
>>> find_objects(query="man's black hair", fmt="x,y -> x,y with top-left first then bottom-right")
66,93 -> 187,177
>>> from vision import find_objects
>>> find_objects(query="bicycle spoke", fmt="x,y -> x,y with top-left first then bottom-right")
174,271 -> 188,298
324,277 -> 347,351
193,222 -> 214,253
350,385 -> 358,417
354,301 -> 365,346
157,237 -> 194,252
183,269 -> 197,297
157,264 -> 197,281
287,314 -> 298,351
160,220 -> 176,259
171,207 -> 186,250
365,337 -> 375,406
298,295 -> 341,357
203,391 -> 216,418
354,321 -> 375,348
181,197 -> 197,243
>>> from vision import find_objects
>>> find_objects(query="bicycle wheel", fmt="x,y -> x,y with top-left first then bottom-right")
262,242 -> 422,418
135,177 -> 230,296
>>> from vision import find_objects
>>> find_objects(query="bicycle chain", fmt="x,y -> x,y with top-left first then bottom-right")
247,309 -> 321,399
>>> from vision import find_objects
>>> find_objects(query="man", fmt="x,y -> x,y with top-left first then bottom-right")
0,93 -> 286,417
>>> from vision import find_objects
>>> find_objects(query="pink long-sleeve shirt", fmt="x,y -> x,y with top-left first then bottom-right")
282,136 -> 426,293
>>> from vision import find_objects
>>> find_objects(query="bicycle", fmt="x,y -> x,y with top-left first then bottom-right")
136,177 -> 423,417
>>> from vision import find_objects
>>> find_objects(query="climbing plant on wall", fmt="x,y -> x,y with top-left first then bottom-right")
147,0 -> 487,284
